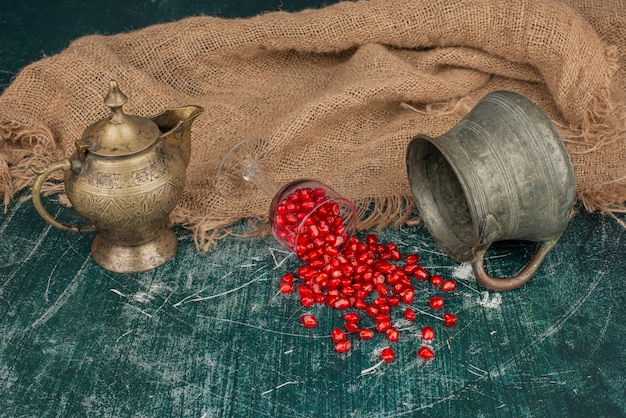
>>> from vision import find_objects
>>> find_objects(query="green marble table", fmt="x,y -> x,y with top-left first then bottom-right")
1,1 -> 625,417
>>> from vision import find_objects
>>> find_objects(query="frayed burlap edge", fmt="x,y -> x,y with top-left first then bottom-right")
559,45 -> 626,227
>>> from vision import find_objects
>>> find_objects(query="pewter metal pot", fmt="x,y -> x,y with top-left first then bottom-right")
406,91 -> 575,291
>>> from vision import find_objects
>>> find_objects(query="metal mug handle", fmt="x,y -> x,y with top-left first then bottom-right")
31,159 -> 95,234
471,239 -> 559,291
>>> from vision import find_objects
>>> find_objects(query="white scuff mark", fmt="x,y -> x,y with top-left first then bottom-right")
132,283 -> 171,304
132,292 -> 153,303
238,263 -> 257,268
184,272 -> 194,290
30,259 -> 89,329
181,274 -> 272,305
452,262 -> 473,280
172,272 -> 233,307
110,289 -> 126,298
198,314 -> 328,338
261,381 -> 302,395
477,291 -> 502,309
283,349 -> 294,355
466,362 -> 488,378
269,247 -> 293,268
491,273 -> 603,378
115,330 -> 132,343
359,360 -> 385,376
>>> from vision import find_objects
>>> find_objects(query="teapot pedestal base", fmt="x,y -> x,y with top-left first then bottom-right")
91,228 -> 178,273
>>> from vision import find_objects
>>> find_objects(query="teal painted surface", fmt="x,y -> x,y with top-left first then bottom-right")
1,194 -> 625,417
1,1 -> 625,416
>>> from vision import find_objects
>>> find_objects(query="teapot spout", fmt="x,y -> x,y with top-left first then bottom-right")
151,105 -> 204,167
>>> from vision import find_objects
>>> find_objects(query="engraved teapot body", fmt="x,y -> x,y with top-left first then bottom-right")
32,80 -> 203,273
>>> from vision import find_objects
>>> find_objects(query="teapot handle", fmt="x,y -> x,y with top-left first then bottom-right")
471,239 -> 559,291
31,159 -> 96,234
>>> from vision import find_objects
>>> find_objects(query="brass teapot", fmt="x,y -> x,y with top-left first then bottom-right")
31,80 -> 203,273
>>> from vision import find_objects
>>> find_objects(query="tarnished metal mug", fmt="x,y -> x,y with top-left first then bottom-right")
406,91 -> 575,291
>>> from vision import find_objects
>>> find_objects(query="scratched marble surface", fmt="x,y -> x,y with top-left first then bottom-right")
2,1 -> 626,416
0,194 -> 624,417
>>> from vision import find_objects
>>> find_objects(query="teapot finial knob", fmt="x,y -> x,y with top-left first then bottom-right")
104,80 -> 128,124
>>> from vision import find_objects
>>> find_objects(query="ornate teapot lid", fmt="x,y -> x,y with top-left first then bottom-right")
78,80 -> 160,157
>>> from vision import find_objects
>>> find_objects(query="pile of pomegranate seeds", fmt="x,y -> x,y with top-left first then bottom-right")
274,186 -> 458,363
272,186 -> 350,259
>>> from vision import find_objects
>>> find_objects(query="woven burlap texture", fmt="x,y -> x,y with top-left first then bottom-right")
1,0 -> 625,250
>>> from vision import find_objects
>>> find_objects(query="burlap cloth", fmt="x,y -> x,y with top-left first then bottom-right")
1,0 -> 625,250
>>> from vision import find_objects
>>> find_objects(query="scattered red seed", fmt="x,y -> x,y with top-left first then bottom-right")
429,296 -> 444,309
281,273 -> 295,283
418,346 -> 435,360
375,320 -> 391,333
405,254 -> 420,264
386,327 -> 399,342
344,321 -> 359,333
443,312 -> 458,327
331,328 -> 347,343
358,328 -> 375,340
404,307 -> 417,321
301,314 -> 317,328
441,279 -> 457,292
421,326 -> 435,341
381,347 -> 395,362
335,340 -> 352,353
279,282 -> 294,294
343,312 -> 360,322
414,266 -> 429,280
274,186 -> 459,363
334,298 -> 350,310
400,288 -> 415,304
430,274 -> 443,287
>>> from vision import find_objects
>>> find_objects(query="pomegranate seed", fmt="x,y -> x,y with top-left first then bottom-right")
381,347 -> 395,362
301,296 -> 315,307
429,296 -> 444,309
443,312 -> 458,327
325,294 -> 339,307
281,273 -> 295,283
441,280 -> 457,292
375,284 -> 390,297
374,313 -> 391,324
375,261 -> 396,275
334,340 -> 352,353
400,288 -> 415,304
301,314 -> 317,328
354,299 -> 367,310
331,328 -> 347,343
375,320 -> 391,333
343,312 -> 360,322
405,254 -> 420,264
358,328 -> 375,340
403,263 -> 419,275
377,304 -> 391,314
421,326 -> 435,341
386,327 -> 399,342
417,346 -> 435,360
365,305 -> 379,317
414,267 -> 429,280
387,296 -> 400,307
334,298 -> 351,310
344,321 -> 359,333
365,234 -> 378,245
430,275 -> 443,286
403,308 -> 417,321
279,282 -> 294,293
